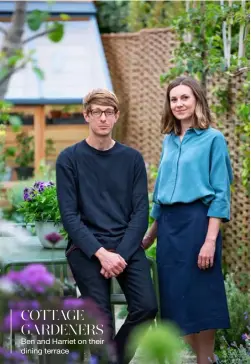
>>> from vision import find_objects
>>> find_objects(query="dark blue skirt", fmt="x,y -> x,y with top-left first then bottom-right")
157,200 -> 230,335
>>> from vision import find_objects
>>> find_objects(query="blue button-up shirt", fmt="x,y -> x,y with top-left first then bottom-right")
151,127 -> 233,222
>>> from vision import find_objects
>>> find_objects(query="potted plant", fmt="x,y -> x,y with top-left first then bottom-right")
5,132 -> 55,180
17,181 -> 67,248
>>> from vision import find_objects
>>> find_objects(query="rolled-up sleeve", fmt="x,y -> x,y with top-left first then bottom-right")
150,202 -> 162,220
207,134 -> 233,222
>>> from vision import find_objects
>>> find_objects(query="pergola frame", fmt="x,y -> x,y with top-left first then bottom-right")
12,105 -> 46,174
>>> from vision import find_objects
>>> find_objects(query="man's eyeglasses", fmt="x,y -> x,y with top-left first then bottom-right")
90,109 -> 116,118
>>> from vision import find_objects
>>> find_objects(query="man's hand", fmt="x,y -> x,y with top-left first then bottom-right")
100,267 -> 112,279
95,248 -> 127,277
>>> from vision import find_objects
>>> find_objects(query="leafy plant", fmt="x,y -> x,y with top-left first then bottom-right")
96,1 -> 129,33
235,75 -> 250,194
126,1 -> 185,32
217,335 -> 250,363
0,100 -> 22,180
17,181 -> 61,223
161,1 -> 250,86
2,179 -> 34,223
145,164 -> 159,260
127,321 -> 184,364
96,1 -> 185,34
5,131 -> 55,167
215,273 -> 250,350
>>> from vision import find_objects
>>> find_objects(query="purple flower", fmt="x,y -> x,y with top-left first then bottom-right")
45,232 -> 62,245
89,355 -> 99,364
0,347 -> 29,362
68,352 -> 80,362
33,181 -> 54,192
23,189 -> 31,201
19,264 -> 55,292
244,311 -> 249,320
3,310 -> 27,331
242,333 -> 250,341
5,264 -> 55,293
9,300 -> 40,310
23,181 -> 55,202
63,298 -> 85,309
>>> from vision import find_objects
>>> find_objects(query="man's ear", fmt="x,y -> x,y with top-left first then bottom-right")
115,110 -> 120,123
83,111 -> 89,123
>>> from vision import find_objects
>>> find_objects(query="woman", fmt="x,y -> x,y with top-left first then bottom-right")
143,76 -> 232,364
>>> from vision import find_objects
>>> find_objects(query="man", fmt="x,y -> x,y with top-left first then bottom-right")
56,89 -> 158,364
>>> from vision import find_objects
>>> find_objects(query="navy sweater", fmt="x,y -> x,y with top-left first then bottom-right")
56,140 -> 149,261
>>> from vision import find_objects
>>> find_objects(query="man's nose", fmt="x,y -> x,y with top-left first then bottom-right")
100,112 -> 106,121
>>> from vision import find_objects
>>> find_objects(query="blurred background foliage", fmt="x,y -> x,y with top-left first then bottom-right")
96,0 -> 186,33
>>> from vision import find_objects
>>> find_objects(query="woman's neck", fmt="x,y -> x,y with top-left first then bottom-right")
180,119 -> 193,136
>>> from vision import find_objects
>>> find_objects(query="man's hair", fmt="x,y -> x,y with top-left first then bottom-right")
161,76 -> 213,135
83,89 -> 119,114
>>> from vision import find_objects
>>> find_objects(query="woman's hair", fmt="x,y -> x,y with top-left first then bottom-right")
83,89 -> 119,114
161,76 -> 212,135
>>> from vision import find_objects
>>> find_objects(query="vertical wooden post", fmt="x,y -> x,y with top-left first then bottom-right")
34,105 -> 45,174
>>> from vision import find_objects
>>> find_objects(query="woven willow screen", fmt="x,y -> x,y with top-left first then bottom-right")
102,28 -> 249,288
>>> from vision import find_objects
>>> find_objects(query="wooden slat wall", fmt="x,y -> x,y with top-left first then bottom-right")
5,124 -> 89,166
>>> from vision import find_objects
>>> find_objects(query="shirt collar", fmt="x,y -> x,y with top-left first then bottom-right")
192,128 -> 205,135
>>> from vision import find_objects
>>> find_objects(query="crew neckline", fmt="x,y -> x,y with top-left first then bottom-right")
82,139 -> 118,155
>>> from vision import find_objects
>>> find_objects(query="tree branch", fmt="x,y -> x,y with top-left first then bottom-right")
220,0 -> 228,68
0,60 -> 27,87
238,0 -> 246,66
22,26 -> 57,45
0,25 -> 7,36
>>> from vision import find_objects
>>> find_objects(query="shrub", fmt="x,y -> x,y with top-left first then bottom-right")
215,273 -> 250,350
217,335 -> 250,363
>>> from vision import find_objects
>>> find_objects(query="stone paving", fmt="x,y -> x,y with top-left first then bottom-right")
114,306 -> 197,364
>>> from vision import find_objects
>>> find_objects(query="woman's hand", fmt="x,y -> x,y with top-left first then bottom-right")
141,234 -> 155,250
197,239 -> 216,269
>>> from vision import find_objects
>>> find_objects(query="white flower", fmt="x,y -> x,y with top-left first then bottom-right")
0,278 -> 16,294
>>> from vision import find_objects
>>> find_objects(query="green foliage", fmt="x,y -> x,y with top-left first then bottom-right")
217,336 -> 250,363
2,164 -> 56,223
145,164 -> 158,260
96,1 -> 185,34
17,182 -> 61,223
26,10 -> 64,43
27,10 -> 49,31
127,322 -> 184,364
0,101 -> 22,131
161,1 -> 249,84
2,179 -> 34,223
48,22 -> 64,42
117,305 -> 127,319
0,101 -> 22,181
96,1 -> 129,33
235,75 -> 250,194
127,1 -> 185,32
5,131 -> 55,167
215,273 -> 250,350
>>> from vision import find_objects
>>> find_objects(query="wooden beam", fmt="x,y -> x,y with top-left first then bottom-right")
12,105 -> 36,114
34,105 -> 45,174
